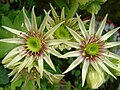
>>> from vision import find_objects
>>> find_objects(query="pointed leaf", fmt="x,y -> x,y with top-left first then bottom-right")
0,65 -> 9,85
0,42 -> 16,59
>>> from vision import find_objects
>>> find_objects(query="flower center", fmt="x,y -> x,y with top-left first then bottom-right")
54,25 -> 70,39
85,42 -> 99,56
26,37 -> 42,53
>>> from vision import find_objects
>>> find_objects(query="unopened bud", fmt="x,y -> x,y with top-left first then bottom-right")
87,3 -> 101,14
86,66 -> 105,89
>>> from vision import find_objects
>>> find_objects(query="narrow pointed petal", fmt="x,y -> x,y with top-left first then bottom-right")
102,51 -> 120,60
61,8 -> 65,21
98,60 -> 116,79
39,10 -> 50,32
37,80 -> 41,88
38,57 -> 44,78
47,39 -> 68,46
82,60 -> 89,87
23,7 -> 31,31
17,57 -> 29,73
8,66 -> 18,77
2,46 -> 23,64
2,26 -> 27,38
50,4 -> 58,21
47,47 -> 62,58
11,71 -> 19,82
43,52 -> 56,71
44,21 -> 64,39
63,56 -> 83,74
76,14 -> 88,38
47,15 -> 55,27
66,26 -> 83,43
44,11 -> 55,27
0,38 -> 24,44
105,42 -> 120,48
61,51 -> 80,58
5,52 -> 26,68
25,56 -> 34,68
100,27 -> 120,41
31,6 -> 37,31
66,18 -> 77,27
103,57 -> 118,70
91,61 -> 104,78
89,13 -> 95,35
83,19 -> 90,24
63,41 -> 80,49
96,14 -> 108,36
43,69 -> 55,84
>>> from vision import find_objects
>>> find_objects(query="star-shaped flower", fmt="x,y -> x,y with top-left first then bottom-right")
45,4 -> 81,51
0,7 -> 64,86
62,13 -> 120,86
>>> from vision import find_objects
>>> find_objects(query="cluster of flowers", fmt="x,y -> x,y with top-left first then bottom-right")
0,5 -> 120,89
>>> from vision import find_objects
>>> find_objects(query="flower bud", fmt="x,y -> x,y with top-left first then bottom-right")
77,0 -> 91,5
86,66 -> 105,89
87,3 -> 101,14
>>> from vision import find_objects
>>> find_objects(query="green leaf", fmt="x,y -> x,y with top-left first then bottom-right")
0,65 -> 9,85
11,78 -> 24,90
0,4 -> 10,11
65,81 -> 71,90
0,27 -> 16,38
0,42 -> 16,59
0,16 -> 16,38
13,10 -> 27,32
36,16 -> 41,27
1,16 -> 14,28
21,80 -> 36,90
8,10 -> 20,22
10,0 -> 14,3
54,0 -> 69,14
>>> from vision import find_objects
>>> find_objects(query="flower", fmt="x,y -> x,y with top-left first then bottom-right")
46,4 -> 80,51
62,13 -> 120,86
9,67 -> 64,88
0,7 -> 64,86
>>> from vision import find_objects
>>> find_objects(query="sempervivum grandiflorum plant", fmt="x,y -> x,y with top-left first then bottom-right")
62,13 -> 120,87
0,7 -> 64,87
46,4 -> 80,51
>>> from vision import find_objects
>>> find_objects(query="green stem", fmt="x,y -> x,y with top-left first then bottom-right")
66,0 -> 79,19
